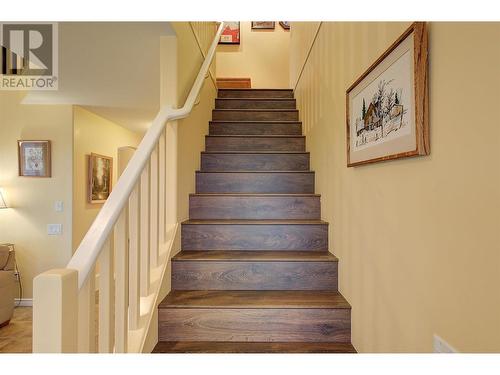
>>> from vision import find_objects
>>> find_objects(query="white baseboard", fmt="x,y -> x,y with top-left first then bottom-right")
15,298 -> 33,307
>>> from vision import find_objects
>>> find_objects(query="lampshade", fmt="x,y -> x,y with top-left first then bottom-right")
0,189 -> 7,209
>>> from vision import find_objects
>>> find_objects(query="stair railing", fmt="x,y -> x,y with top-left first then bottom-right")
32,22 -> 224,353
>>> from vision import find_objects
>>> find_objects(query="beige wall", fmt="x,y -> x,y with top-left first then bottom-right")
143,22 -> 218,351
172,22 -> 219,222
0,91 -> 74,299
72,106 -> 142,250
290,22 -> 500,353
217,22 -> 290,88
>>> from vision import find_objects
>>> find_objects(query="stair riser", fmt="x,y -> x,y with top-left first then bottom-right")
172,261 -> 337,290
153,341 -> 357,353
189,195 -> 320,220
159,308 -> 351,342
213,110 -> 299,121
206,136 -> 305,152
181,224 -> 328,251
209,122 -> 302,135
196,172 -> 314,194
201,153 -> 310,171
218,89 -> 294,99
215,99 -> 296,109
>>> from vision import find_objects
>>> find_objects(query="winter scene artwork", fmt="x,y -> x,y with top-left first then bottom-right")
346,22 -> 429,167
351,50 -> 412,152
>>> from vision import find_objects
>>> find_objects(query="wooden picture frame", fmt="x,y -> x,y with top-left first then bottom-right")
219,22 -> 240,45
279,21 -> 290,30
88,153 -> 113,204
17,140 -> 51,177
346,22 -> 429,167
251,22 -> 275,30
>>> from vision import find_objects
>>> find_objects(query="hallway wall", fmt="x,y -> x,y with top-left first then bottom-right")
216,21 -> 290,88
0,91 -> 74,299
72,106 -> 142,251
290,22 -> 500,352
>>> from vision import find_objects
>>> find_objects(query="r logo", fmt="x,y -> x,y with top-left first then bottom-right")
0,22 -> 58,90
1,24 -> 53,75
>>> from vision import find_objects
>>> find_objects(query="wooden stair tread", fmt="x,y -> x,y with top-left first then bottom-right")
218,88 -> 293,91
210,120 -> 301,124
173,250 -> 338,262
196,170 -> 314,173
216,98 -> 296,101
153,341 -> 356,353
182,219 -> 328,225
160,290 -> 351,309
202,151 -> 309,154
206,135 -> 304,138
189,193 -> 320,197
214,109 -> 299,112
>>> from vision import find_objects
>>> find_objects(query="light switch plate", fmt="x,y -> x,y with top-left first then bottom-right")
47,224 -> 62,235
433,334 -> 457,353
54,201 -> 64,212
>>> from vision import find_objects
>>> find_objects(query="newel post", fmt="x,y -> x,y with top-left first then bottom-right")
33,269 -> 78,353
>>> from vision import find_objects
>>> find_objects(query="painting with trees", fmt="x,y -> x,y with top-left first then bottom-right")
353,53 -> 411,152
346,22 -> 429,166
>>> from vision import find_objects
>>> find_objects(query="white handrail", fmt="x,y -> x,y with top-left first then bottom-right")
67,22 -> 224,289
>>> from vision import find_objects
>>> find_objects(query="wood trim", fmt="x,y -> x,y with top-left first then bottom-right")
346,22 -> 429,167
216,78 -> 251,89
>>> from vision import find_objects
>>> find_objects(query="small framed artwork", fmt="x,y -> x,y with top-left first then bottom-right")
251,22 -> 275,30
279,22 -> 290,30
346,22 -> 429,167
219,22 -> 240,44
88,153 -> 113,204
18,140 -> 51,177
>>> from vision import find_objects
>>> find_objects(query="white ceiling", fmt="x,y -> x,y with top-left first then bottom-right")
23,22 -> 175,133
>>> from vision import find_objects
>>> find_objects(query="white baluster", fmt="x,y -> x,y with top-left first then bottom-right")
140,165 -> 150,297
78,267 -> 96,353
129,184 -> 140,330
150,146 -> 159,267
158,130 -> 166,245
114,210 -> 129,353
98,239 -> 114,353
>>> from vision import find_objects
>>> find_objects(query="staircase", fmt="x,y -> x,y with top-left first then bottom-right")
153,88 -> 354,353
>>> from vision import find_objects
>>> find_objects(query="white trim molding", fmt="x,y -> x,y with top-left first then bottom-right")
15,298 -> 33,307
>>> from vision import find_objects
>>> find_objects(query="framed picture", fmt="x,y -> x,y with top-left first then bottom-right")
219,22 -> 240,44
251,22 -> 275,30
18,140 -> 51,177
346,22 -> 429,167
279,21 -> 290,30
88,153 -> 113,204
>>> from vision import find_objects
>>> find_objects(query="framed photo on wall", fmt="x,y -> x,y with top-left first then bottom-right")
346,22 -> 429,167
219,22 -> 240,44
279,21 -> 290,30
18,140 -> 51,177
88,153 -> 113,204
251,22 -> 275,30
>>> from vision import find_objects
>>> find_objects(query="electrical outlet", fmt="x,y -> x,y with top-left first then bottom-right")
433,334 -> 457,353
47,224 -> 62,235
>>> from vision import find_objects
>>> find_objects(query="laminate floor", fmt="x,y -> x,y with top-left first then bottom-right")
0,307 -> 32,353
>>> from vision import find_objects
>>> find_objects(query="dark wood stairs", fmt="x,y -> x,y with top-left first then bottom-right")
153,88 -> 354,353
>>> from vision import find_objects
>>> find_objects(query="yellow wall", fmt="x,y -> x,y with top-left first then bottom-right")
72,106 -> 142,251
290,22 -> 500,353
0,91 -> 74,299
172,22 -> 219,222
217,22 -> 290,88
142,22 -> 218,351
